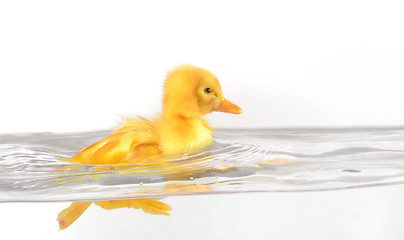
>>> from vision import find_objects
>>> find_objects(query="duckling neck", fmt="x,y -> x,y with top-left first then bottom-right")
158,113 -> 214,155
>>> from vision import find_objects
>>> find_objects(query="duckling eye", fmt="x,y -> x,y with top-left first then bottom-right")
204,88 -> 212,94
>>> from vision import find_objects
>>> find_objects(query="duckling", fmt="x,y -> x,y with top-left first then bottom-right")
57,64 -> 242,230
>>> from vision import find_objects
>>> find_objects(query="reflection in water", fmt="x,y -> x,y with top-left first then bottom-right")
2,128 -> 404,228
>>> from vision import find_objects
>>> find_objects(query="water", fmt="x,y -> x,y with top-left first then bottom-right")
1,127 -> 404,202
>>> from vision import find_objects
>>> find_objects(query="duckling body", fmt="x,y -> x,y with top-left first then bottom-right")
67,114 -> 213,165
57,64 -> 241,229
158,115 -> 214,155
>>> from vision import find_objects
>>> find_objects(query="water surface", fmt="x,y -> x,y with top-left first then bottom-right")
1,128 -> 404,202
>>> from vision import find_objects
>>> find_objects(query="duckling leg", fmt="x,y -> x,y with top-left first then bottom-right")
96,198 -> 172,216
57,202 -> 92,230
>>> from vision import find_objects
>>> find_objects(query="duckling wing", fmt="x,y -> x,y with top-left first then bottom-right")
65,117 -> 161,165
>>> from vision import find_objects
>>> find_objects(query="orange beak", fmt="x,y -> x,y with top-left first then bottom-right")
214,97 -> 242,114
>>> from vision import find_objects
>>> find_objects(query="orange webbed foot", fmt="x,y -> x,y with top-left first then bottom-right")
57,202 -> 92,230
96,198 -> 172,216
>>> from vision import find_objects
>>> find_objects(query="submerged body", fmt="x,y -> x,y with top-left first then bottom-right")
58,65 -> 241,230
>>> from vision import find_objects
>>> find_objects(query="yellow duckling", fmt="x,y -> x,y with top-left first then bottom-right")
57,64 -> 242,229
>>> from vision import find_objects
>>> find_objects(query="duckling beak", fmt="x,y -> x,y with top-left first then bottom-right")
214,97 -> 242,114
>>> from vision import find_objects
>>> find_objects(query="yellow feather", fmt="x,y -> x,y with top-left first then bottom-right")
57,64 -> 241,229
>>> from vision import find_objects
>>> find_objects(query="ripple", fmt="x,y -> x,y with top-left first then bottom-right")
1,128 -> 404,202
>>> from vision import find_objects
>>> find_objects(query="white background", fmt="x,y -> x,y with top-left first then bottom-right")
1,0 -> 404,133
1,1 -> 404,239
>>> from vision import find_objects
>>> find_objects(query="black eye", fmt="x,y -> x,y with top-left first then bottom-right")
204,88 -> 212,94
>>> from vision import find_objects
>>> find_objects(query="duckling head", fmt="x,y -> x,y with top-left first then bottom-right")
163,65 -> 242,118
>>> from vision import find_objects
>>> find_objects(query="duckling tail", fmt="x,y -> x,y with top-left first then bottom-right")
57,202 -> 92,230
